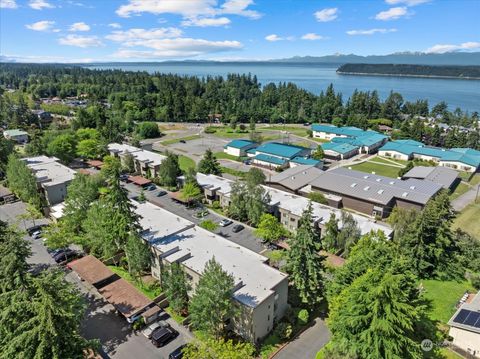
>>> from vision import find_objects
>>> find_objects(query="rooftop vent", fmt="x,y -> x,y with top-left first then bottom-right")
402,192 -> 409,197
409,186 -> 416,190
389,181 -> 395,185
363,175 -> 369,179
364,186 -> 370,191
350,183 -> 357,188
378,189 -> 384,194
376,178 -> 382,182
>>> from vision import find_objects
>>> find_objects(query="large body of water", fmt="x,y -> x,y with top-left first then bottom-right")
86,62 -> 480,112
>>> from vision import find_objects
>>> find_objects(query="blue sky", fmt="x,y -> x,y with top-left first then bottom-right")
0,0 -> 479,62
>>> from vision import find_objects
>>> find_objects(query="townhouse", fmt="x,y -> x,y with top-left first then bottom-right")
135,200 -> 289,343
23,156 -> 76,205
191,173 -> 393,237
3,129 -> 29,144
107,143 -> 166,178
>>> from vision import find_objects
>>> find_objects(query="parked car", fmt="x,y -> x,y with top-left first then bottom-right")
120,174 -> 129,181
49,248 -> 67,256
27,224 -> 47,236
31,230 -> 42,239
219,219 -> 233,227
142,320 -> 167,339
232,224 -> 244,233
53,249 -> 80,264
151,326 -> 178,348
179,140 -> 186,144
156,190 -> 167,197
169,345 -> 186,359
146,184 -> 156,191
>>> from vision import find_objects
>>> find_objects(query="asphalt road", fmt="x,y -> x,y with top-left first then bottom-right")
125,182 -> 266,254
274,318 -> 330,359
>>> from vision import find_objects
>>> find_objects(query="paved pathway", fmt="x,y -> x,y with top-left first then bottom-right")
274,317 -> 330,359
452,184 -> 480,212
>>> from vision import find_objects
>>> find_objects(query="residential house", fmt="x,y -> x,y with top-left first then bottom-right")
136,200 -> 289,343
31,110 -> 52,128
448,291 -> 480,357
3,129 -> 28,144
309,167 -> 442,218
23,156 -> 76,206
379,140 -> 480,173
224,139 -> 258,157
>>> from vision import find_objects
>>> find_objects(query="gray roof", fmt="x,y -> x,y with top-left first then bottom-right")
310,167 -> 442,206
267,165 -> 323,191
402,166 -> 458,189
448,291 -> 480,334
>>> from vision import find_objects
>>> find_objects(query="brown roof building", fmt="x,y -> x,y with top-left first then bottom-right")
68,255 -> 117,288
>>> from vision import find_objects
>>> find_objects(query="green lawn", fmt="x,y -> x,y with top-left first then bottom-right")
258,125 -> 309,137
220,166 -> 247,178
422,279 -> 474,323
210,127 -> 250,139
107,265 -> 162,300
370,156 -> 405,167
161,134 -> 201,145
259,333 -> 282,359
469,174 -> 480,186
178,155 -> 196,172
348,161 -> 400,178
453,202 -> 480,238
449,182 -> 470,201
213,151 -> 241,161
164,307 -> 187,324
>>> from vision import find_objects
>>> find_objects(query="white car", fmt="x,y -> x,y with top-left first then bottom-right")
142,321 -> 167,339
219,219 -> 233,227
31,230 -> 42,239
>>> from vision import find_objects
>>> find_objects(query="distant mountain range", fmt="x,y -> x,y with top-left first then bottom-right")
273,52 -> 480,66
2,51 -> 480,66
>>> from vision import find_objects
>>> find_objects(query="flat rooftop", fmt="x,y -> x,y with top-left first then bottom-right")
196,173 -> 233,195
268,165 -> 323,191
153,225 -> 288,308
108,143 -> 142,155
310,167 -> 442,205
24,156 -> 76,186
135,200 -> 194,243
402,166 -> 458,189
132,150 -> 166,167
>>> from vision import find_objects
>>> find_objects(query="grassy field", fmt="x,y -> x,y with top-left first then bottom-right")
161,134 -> 201,145
158,123 -> 187,132
178,155 -> 196,172
213,151 -> 241,161
220,166 -> 247,178
348,161 -> 400,178
469,174 -> 480,186
370,156 -> 405,167
453,202 -> 480,238
258,125 -> 310,137
422,279 -> 474,323
108,265 -> 162,300
449,182 -> 470,201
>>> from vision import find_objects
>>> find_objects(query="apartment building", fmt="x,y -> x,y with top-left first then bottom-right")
135,200 -> 289,343
107,143 -> 166,178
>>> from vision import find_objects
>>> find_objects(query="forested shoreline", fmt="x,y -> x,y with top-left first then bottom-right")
337,63 -> 480,79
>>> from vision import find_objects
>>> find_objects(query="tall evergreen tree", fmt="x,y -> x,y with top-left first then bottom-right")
6,154 -> 42,209
162,262 -> 191,315
197,149 -> 222,176
189,257 -> 236,338
286,202 -> 325,306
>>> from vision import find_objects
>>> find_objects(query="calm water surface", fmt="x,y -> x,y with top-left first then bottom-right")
85,62 -> 480,112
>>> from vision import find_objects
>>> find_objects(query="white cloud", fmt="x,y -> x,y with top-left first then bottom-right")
375,7 -> 409,20
301,33 -> 324,40
425,41 -> 480,54
108,23 -> 122,29
25,20 -> 55,32
116,0 -> 261,25
314,8 -> 338,22
265,34 -> 294,42
29,0 -> 54,10
112,38 -> 242,58
58,34 -> 103,48
220,0 -> 261,19
69,22 -> 90,32
105,27 -> 183,42
385,0 -> 430,6
0,0 -> 17,8
182,17 -> 231,27
346,28 -> 397,35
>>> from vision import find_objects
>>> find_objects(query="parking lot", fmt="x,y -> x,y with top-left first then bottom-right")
1,200 -> 191,359
124,182 -> 266,254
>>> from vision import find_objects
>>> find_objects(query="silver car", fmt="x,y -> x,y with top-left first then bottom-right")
142,320 -> 167,339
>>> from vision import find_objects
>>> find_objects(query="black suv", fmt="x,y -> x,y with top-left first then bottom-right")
151,326 -> 178,348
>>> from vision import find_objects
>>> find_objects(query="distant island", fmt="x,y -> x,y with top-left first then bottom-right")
337,63 -> 480,80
